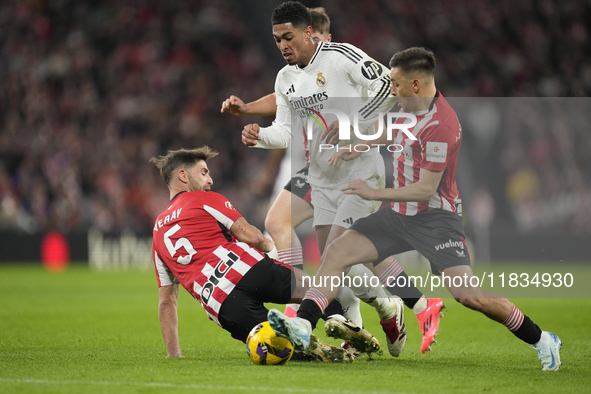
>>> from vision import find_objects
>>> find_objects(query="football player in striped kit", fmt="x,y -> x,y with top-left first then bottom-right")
150,146 -> 377,363
269,47 -> 563,372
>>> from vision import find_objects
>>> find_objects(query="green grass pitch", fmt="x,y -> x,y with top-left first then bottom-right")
1,264 -> 590,394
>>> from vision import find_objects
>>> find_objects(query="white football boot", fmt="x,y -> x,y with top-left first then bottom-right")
268,308 -> 312,352
532,331 -> 562,371
378,296 -> 407,357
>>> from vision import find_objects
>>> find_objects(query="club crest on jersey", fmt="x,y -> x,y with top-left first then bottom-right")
316,72 -> 326,87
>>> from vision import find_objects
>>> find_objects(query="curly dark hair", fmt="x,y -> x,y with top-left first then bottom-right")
271,1 -> 311,29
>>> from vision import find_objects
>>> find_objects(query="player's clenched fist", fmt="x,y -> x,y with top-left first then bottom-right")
259,236 -> 275,253
242,124 -> 262,147
220,95 -> 247,116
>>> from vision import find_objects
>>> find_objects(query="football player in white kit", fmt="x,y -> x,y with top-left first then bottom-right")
222,8 -> 330,277
240,1 -> 411,356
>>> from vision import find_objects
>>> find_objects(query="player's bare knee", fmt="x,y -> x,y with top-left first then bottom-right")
323,240 -> 354,269
264,215 -> 277,236
264,214 -> 289,239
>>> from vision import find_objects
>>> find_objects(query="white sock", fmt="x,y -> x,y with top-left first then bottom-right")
347,264 -> 395,320
335,286 -> 362,327
412,296 -> 428,314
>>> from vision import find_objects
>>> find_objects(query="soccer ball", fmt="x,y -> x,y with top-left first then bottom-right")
246,321 -> 294,365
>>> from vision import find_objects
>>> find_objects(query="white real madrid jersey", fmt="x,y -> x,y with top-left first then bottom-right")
256,42 -> 396,190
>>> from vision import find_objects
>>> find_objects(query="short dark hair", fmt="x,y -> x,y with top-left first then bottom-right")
150,146 -> 218,186
271,1 -> 311,30
309,7 -> 330,34
389,47 -> 436,76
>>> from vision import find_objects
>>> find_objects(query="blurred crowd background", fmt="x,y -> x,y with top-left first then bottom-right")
0,0 -> 590,237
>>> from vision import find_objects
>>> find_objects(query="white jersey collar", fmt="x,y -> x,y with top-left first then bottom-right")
296,42 -> 324,70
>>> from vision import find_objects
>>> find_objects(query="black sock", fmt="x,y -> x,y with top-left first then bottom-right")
322,299 -> 343,320
384,271 -> 424,309
512,315 -> 542,345
297,299 -> 323,329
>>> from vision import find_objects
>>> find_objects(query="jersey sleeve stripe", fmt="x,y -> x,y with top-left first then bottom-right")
424,120 -> 440,129
154,251 -> 179,287
359,77 -> 391,118
204,205 -> 235,230
360,76 -> 391,116
321,46 -> 361,64
326,43 -> 363,61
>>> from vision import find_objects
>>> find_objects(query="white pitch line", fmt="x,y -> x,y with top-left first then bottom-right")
0,378 -> 428,394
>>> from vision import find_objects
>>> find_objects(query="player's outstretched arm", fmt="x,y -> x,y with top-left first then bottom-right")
158,284 -> 184,358
221,94 -> 277,117
342,169 -> 443,202
230,217 -> 274,253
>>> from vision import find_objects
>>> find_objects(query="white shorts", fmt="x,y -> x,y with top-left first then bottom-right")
311,174 -> 384,229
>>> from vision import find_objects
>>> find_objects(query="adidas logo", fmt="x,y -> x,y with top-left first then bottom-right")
423,315 -> 432,333
286,84 -> 295,95
342,217 -> 354,225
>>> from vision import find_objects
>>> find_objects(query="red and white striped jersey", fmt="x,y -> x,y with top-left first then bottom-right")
391,92 -> 463,216
152,191 -> 264,326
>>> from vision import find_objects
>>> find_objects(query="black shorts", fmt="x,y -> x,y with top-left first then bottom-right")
284,164 -> 312,206
350,209 -> 471,274
217,256 -> 295,342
